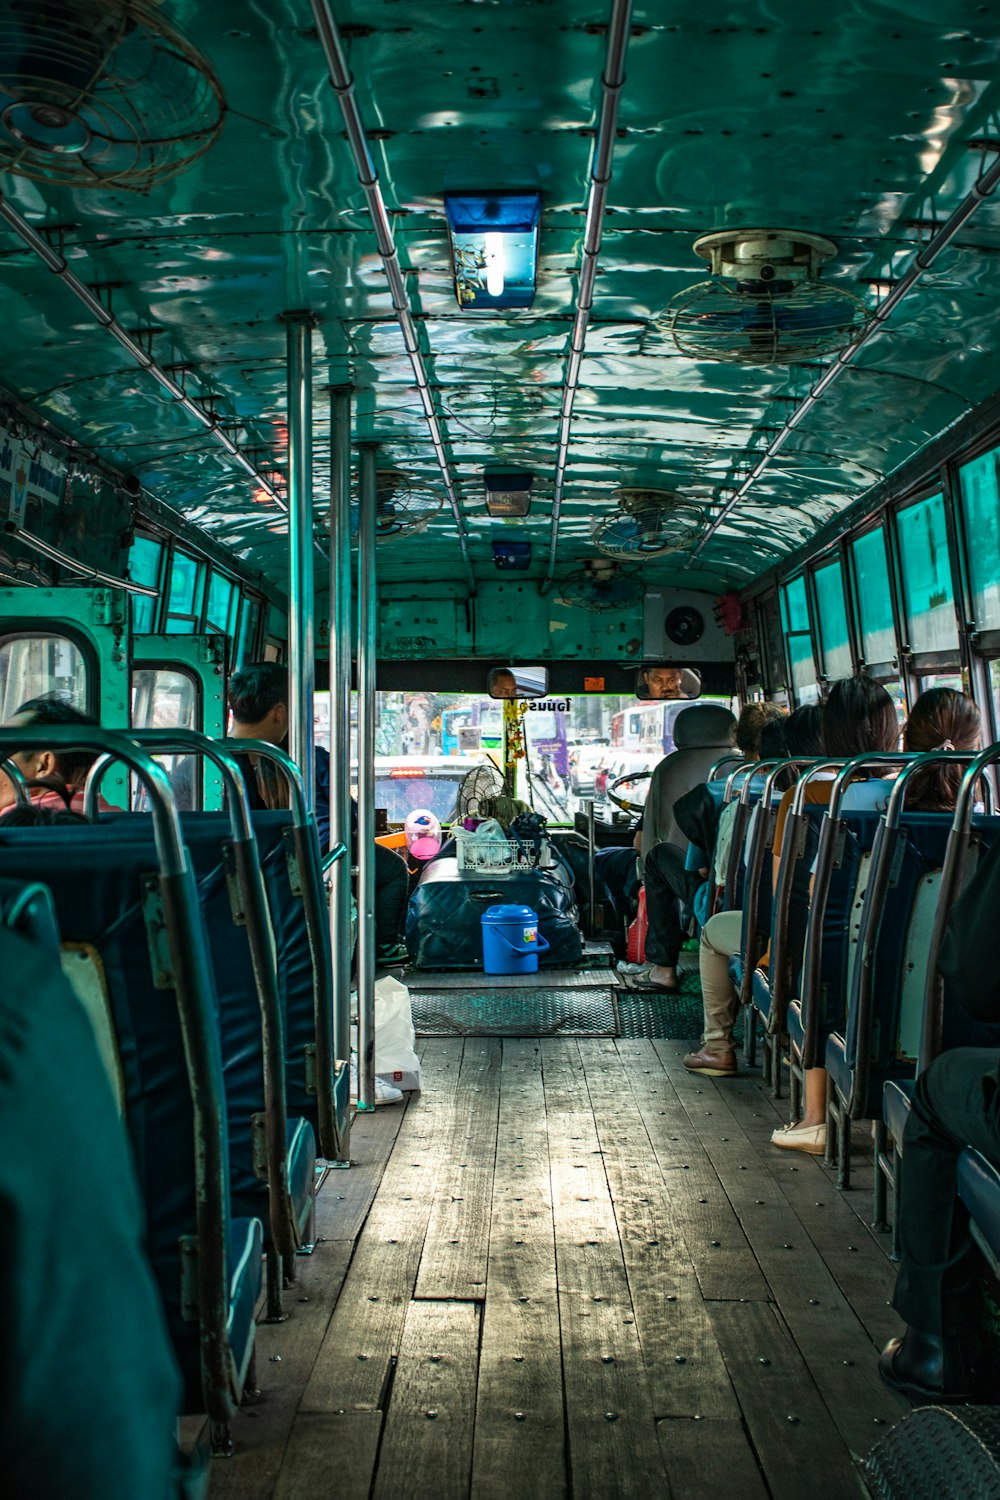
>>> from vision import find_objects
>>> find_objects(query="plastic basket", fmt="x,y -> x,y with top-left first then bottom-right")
454,829 -> 539,879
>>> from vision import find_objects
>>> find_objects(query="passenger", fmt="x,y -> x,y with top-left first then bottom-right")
638,702 -> 740,996
0,804 -> 90,826
684,703 -> 825,1076
899,686 -> 983,811
0,696 -> 115,818
228,664 -> 409,963
644,702 -> 784,993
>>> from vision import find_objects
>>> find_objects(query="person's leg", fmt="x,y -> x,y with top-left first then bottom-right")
880,1047 -> 1000,1398
771,1065 -> 828,1152
684,909 -> 742,1075
372,841 -> 409,956
644,841 -> 702,988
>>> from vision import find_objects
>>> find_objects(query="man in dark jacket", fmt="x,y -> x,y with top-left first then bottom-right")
228,664 -> 408,961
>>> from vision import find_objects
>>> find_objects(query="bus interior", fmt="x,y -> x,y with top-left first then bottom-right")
4,1 -> 1000,1496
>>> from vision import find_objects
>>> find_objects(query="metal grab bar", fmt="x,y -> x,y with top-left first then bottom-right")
321,841 -> 348,876
737,758 -> 824,1011
921,742 -> 1000,1075
127,730 -> 301,1288
224,740 -> 343,1162
796,754 -> 913,1073
0,755 -> 31,808
709,752 -> 745,783
0,726 -> 236,1430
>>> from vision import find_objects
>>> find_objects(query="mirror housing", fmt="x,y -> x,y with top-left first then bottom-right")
635,664 -> 702,701
488,665 -> 548,700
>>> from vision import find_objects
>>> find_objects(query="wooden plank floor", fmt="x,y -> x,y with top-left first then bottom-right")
209,1040 -> 909,1500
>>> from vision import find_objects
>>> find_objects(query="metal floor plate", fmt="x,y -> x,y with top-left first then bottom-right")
412,986 -> 618,1038
616,992 -> 705,1040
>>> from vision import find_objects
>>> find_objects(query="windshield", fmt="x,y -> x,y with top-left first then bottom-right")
373,770 -> 467,824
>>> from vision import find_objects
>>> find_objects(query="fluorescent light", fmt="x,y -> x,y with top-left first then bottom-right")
484,232 -> 505,296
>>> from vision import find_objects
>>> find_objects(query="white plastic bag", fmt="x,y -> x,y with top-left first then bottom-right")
373,974 -> 421,1092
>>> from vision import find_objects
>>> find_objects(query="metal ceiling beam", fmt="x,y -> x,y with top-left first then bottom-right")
541,0 -> 634,591
310,0 -> 476,595
687,146 -> 1000,565
0,191 -> 288,514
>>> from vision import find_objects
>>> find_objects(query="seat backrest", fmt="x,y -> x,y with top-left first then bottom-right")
0,824 -> 232,1402
0,875 -> 61,958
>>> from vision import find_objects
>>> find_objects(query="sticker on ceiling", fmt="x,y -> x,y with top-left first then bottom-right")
0,0 -> 225,190
666,229 -> 871,366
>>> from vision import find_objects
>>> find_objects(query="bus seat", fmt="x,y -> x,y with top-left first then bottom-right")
85,811 -> 318,1288
0,826 -> 262,1432
749,812 -> 819,1097
61,942 -> 127,1116
0,900 -> 194,1499
0,876 -> 61,958
405,857 -> 583,969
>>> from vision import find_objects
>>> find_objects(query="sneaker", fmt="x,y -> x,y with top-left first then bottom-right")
771,1120 -> 826,1154
349,1059 -> 404,1107
683,1045 -> 737,1077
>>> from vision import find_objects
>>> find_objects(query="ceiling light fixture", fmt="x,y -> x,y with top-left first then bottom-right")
445,192 -> 541,310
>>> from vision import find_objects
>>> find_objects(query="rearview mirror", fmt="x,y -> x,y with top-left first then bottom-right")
488,665 -> 548,700
635,665 -> 702,701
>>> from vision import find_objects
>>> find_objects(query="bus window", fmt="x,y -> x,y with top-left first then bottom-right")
129,536 -> 164,634
812,558 -> 852,680
780,578 -> 819,704
131,667 -> 200,810
851,527 -> 896,667
164,550 -> 205,635
205,573 -> 237,636
0,635 -> 89,720
958,446 -> 1000,630
896,494 -> 959,655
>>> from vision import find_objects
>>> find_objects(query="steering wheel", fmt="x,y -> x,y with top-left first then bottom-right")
607,769 -> 653,813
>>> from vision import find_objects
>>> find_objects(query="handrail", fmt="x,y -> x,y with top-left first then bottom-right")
845,752 -> 981,1113
797,755 -> 910,1069
716,762 -> 759,911
709,752 -> 745,783
0,755 -> 31,808
921,742 -> 1000,1075
224,741 -> 342,1161
129,730 -> 299,1270
0,725 -> 236,1425
736,758 -> 822,1009
321,841 -> 348,875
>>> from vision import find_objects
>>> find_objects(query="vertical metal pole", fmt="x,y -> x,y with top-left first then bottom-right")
356,443 -> 378,1110
328,387 -> 353,1158
285,313 -> 316,811
584,796 -> 597,935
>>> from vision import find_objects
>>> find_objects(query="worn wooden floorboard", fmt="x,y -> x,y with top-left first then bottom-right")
471,1038 -> 567,1500
212,1033 -> 910,1500
542,1041 -> 673,1498
414,1037 -> 502,1301
300,1040 -> 464,1414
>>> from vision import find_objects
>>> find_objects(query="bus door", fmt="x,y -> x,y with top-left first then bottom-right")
0,585 -> 130,807
131,635 -> 228,810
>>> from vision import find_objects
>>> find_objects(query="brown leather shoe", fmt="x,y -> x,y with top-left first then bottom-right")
683,1046 -> 736,1077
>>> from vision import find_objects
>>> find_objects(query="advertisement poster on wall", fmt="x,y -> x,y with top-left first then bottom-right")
0,424 -> 66,529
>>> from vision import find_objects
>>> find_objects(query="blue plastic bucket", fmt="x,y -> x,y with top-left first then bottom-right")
481,903 -> 551,975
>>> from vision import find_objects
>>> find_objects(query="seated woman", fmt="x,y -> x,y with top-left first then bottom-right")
0,697 -> 115,818
684,703 -> 824,1075
772,684 -> 982,1154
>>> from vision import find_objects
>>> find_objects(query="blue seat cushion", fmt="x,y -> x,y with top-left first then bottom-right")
288,1116 -> 317,1240
227,1216 -> 264,1393
752,966 -> 773,1023
825,1031 -> 851,1103
787,999 -> 805,1057
883,1078 -> 914,1149
958,1148 -> 1000,1262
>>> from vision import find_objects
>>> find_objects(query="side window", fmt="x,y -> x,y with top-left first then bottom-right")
812,558 -> 852,681
0,635 -> 90,719
164,551 -> 205,635
896,494 -> 959,655
131,667 -> 200,810
129,536 -> 164,634
205,573 -> 237,636
851,526 -> 896,667
780,577 -> 819,704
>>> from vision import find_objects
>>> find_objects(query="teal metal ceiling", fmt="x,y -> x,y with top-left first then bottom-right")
2,0 -> 1000,597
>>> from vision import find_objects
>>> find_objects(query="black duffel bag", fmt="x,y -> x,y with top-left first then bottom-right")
405,857 -> 583,970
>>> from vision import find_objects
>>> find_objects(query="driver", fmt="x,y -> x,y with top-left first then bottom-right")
641,666 -> 685,700
490,669 -> 519,700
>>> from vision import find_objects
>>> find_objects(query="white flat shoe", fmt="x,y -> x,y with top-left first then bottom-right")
771,1120 -> 826,1155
